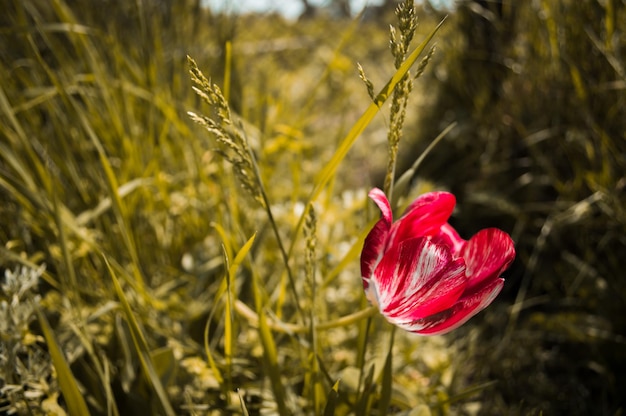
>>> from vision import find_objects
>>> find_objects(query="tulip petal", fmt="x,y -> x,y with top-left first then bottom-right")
390,192 -> 456,247
387,257 -> 467,320
373,238 -> 449,302
372,238 -> 464,316
361,188 -> 393,289
434,223 -> 466,255
406,277 -> 505,335
462,228 -> 515,291
361,220 -> 390,290
368,188 -> 393,224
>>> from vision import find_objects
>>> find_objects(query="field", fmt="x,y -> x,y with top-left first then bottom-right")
1,0 -> 625,414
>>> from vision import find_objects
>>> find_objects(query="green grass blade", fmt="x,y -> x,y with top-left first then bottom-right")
223,40 -> 232,102
378,329 -> 395,415
150,347 -> 177,388
211,222 -> 234,262
203,313 -> 224,386
203,233 -> 257,396
356,364 -> 376,415
323,380 -> 340,416
105,257 -> 176,416
251,263 -> 289,415
222,246 -> 233,390
52,192 -> 79,298
201,229 -> 234,392
257,308 -> 289,416
68,320 -> 120,416
229,232 -> 257,276
238,389 -> 250,416
35,305 -> 91,416
225,233 -> 256,390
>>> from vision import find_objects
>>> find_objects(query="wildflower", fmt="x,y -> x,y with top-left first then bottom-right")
361,188 -> 515,335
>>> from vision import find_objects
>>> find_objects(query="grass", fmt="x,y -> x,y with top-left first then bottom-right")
1,0 -> 625,415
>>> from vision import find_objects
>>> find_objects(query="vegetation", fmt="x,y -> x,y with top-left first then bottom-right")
1,0 -> 624,415
413,1 -> 626,414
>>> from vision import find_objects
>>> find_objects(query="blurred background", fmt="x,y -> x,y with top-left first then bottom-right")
1,0 -> 625,414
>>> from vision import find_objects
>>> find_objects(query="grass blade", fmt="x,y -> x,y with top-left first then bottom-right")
378,329 -> 395,415
238,389 -> 250,416
251,262 -> 289,415
257,307 -> 289,416
323,380 -> 340,416
356,364 -> 376,415
225,233 -> 257,390
105,257 -> 176,416
35,305 -> 91,416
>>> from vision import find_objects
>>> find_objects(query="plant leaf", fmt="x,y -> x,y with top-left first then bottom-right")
105,257 -> 176,416
323,380 -> 340,416
36,305 -> 91,416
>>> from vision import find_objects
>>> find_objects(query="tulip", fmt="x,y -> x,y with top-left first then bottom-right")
361,188 -> 515,335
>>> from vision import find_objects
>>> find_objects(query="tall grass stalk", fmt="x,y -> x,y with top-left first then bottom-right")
106,259 -> 176,416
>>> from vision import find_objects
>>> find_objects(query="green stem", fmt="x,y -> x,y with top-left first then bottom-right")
245,135 -> 304,320
234,300 -> 378,334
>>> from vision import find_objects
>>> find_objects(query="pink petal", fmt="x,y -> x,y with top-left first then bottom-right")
408,277 -> 505,335
360,188 -> 393,288
389,192 -> 456,247
368,188 -> 392,224
389,257 -> 467,320
462,228 -> 515,291
361,219 -> 390,289
369,237 -> 467,322
434,223 -> 466,256
372,238 -> 451,308
403,191 -> 454,215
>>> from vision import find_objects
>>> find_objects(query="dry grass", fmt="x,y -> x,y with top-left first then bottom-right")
1,0 -> 625,415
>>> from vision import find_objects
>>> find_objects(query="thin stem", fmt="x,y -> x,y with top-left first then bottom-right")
383,143 -> 399,201
234,300 -> 378,334
244,130 -> 304,320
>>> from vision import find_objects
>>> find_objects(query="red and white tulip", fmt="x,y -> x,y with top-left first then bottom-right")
361,188 -> 515,335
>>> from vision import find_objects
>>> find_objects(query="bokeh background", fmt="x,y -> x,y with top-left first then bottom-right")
1,0 -> 625,414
